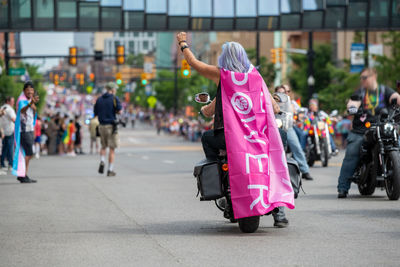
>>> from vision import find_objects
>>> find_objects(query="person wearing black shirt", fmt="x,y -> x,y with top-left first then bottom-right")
337,68 -> 400,198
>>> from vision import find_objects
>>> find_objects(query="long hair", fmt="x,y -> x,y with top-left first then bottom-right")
218,42 -> 251,73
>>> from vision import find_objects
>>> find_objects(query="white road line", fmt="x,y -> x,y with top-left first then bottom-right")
128,138 -> 141,144
163,160 -> 175,164
142,156 -> 149,160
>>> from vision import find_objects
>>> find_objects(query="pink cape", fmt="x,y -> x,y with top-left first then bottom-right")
220,66 -> 295,219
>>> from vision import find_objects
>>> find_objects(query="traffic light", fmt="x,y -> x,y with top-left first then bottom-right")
116,72 -> 122,85
89,73 -> 95,82
141,73 -> 148,85
278,48 -> 283,63
69,47 -> 77,66
79,73 -> 84,85
181,59 -> 191,78
54,74 -> 59,86
116,45 -> 125,65
270,48 -> 277,64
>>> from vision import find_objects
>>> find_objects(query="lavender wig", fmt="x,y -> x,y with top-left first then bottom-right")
218,42 -> 251,73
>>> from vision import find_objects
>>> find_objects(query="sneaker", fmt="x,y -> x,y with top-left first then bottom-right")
338,190 -> 348,198
107,170 -> 116,177
2,166 -> 8,171
302,173 -> 314,180
98,162 -> 105,174
331,149 -> 339,156
18,176 -> 37,183
274,218 -> 289,228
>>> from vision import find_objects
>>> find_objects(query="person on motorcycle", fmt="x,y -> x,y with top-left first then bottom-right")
337,67 -> 400,198
305,99 -> 339,156
176,32 -> 289,227
275,86 -> 314,181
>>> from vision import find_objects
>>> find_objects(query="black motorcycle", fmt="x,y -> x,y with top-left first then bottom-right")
351,100 -> 400,200
305,114 -> 331,167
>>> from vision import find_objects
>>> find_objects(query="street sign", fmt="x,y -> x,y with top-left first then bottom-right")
144,62 -> 153,73
8,68 -> 25,76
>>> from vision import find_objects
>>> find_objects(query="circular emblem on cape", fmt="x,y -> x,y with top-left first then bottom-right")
231,92 -> 253,115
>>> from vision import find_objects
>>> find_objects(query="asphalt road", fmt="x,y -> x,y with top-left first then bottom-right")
0,124 -> 399,267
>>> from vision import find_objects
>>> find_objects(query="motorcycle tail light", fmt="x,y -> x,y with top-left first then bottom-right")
309,129 -> 314,135
222,164 -> 229,172
365,122 -> 371,128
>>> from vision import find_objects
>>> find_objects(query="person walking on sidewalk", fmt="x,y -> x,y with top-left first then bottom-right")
13,81 -> 39,183
94,82 -> 122,176
0,96 -> 16,171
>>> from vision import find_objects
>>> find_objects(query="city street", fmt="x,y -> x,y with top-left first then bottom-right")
0,125 -> 399,267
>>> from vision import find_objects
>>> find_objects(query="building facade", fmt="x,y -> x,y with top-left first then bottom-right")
104,32 -> 157,57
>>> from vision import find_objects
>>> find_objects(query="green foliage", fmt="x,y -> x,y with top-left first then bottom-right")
126,54 -> 144,67
374,31 -> 400,89
246,48 -> 276,88
0,60 -> 46,112
287,44 -> 359,112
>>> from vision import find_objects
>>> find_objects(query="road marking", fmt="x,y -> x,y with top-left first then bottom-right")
128,137 -> 140,144
127,153 -> 133,157
142,156 -> 149,160
163,160 -> 175,164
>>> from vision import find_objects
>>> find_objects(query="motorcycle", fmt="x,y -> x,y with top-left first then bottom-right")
351,100 -> 400,200
193,92 -> 275,233
305,113 -> 331,167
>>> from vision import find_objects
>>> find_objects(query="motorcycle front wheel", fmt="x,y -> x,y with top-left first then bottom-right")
306,145 -> 315,167
320,137 -> 329,167
385,151 -> 400,200
357,162 -> 376,196
238,216 -> 260,233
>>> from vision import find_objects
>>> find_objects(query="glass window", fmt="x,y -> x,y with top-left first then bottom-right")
280,14 -> 301,29
148,32 -> 153,37
370,0 -> 389,28
213,18 -> 234,30
146,0 -> 166,13
169,0 -> 189,16
168,17 -> 189,29
129,41 -> 134,53
143,41 -> 149,50
303,0 -> 325,10
34,0 -> 54,29
236,18 -> 257,30
101,7 -> 121,30
347,1 -> 367,29
190,17 -> 212,30
281,0 -> 302,13
191,0 -> 212,17
326,0 -> 348,6
0,1 -> 8,29
124,12 -> 144,30
392,0 -> 400,27
57,0 -> 76,29
214,0 -> 234,17
259,0 -> 279,16
11,0 -> 32,29
302,11 -> 323,29
120,32 -> 124,37
236,0 -> 256,17
101,0 -> 121,6
124,0 -> 144,11
146,14 -> 166,30
134,32 -> 139,37
79,2 -> 99,30
325,7 -> 345,29
258,16 -> 279,30
115,41 -> 120,52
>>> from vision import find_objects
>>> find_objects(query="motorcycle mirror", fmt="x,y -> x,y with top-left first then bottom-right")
195,92 -> 211,104
380,108 -> 389,118
330,110 -> 338,117
391,98 -> 397,106
273,92 -> 289,103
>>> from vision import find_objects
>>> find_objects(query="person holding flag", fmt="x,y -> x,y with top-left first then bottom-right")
13,81 -> 39,183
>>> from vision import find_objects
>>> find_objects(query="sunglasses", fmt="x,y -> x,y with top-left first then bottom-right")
360,75 -> 370,81
286,90 -> 291,93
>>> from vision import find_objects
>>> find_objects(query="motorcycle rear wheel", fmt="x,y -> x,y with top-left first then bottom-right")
306,146 -> 315,167
385,151 -> 400,200
357,162 -> 376,196
238,216 -> 260,233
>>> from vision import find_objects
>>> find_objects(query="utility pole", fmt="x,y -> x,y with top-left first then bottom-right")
173,53 -> 178,115
307,31 -> 315,101
4,32 -> 9,75
256,32 -> 260,66
364,30 -> 369,68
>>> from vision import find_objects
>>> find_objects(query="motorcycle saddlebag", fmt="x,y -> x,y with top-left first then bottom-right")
193,159 -> 223,201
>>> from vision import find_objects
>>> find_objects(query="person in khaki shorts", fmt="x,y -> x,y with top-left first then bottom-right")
94,82 -> 122,176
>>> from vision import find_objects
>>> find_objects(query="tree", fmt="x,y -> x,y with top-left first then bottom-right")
246,48 -> 276,88
374,31 -> 400,90
126,54 -> 144,67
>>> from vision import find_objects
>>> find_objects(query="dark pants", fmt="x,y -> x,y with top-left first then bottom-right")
1,134 -> 14,168
201,129 -> 226,161
337,132 -> 364,193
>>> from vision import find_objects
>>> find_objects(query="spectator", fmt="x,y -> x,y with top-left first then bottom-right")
0,96 -> 16,171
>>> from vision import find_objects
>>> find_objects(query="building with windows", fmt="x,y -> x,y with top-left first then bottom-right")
104,32 -> 157,57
